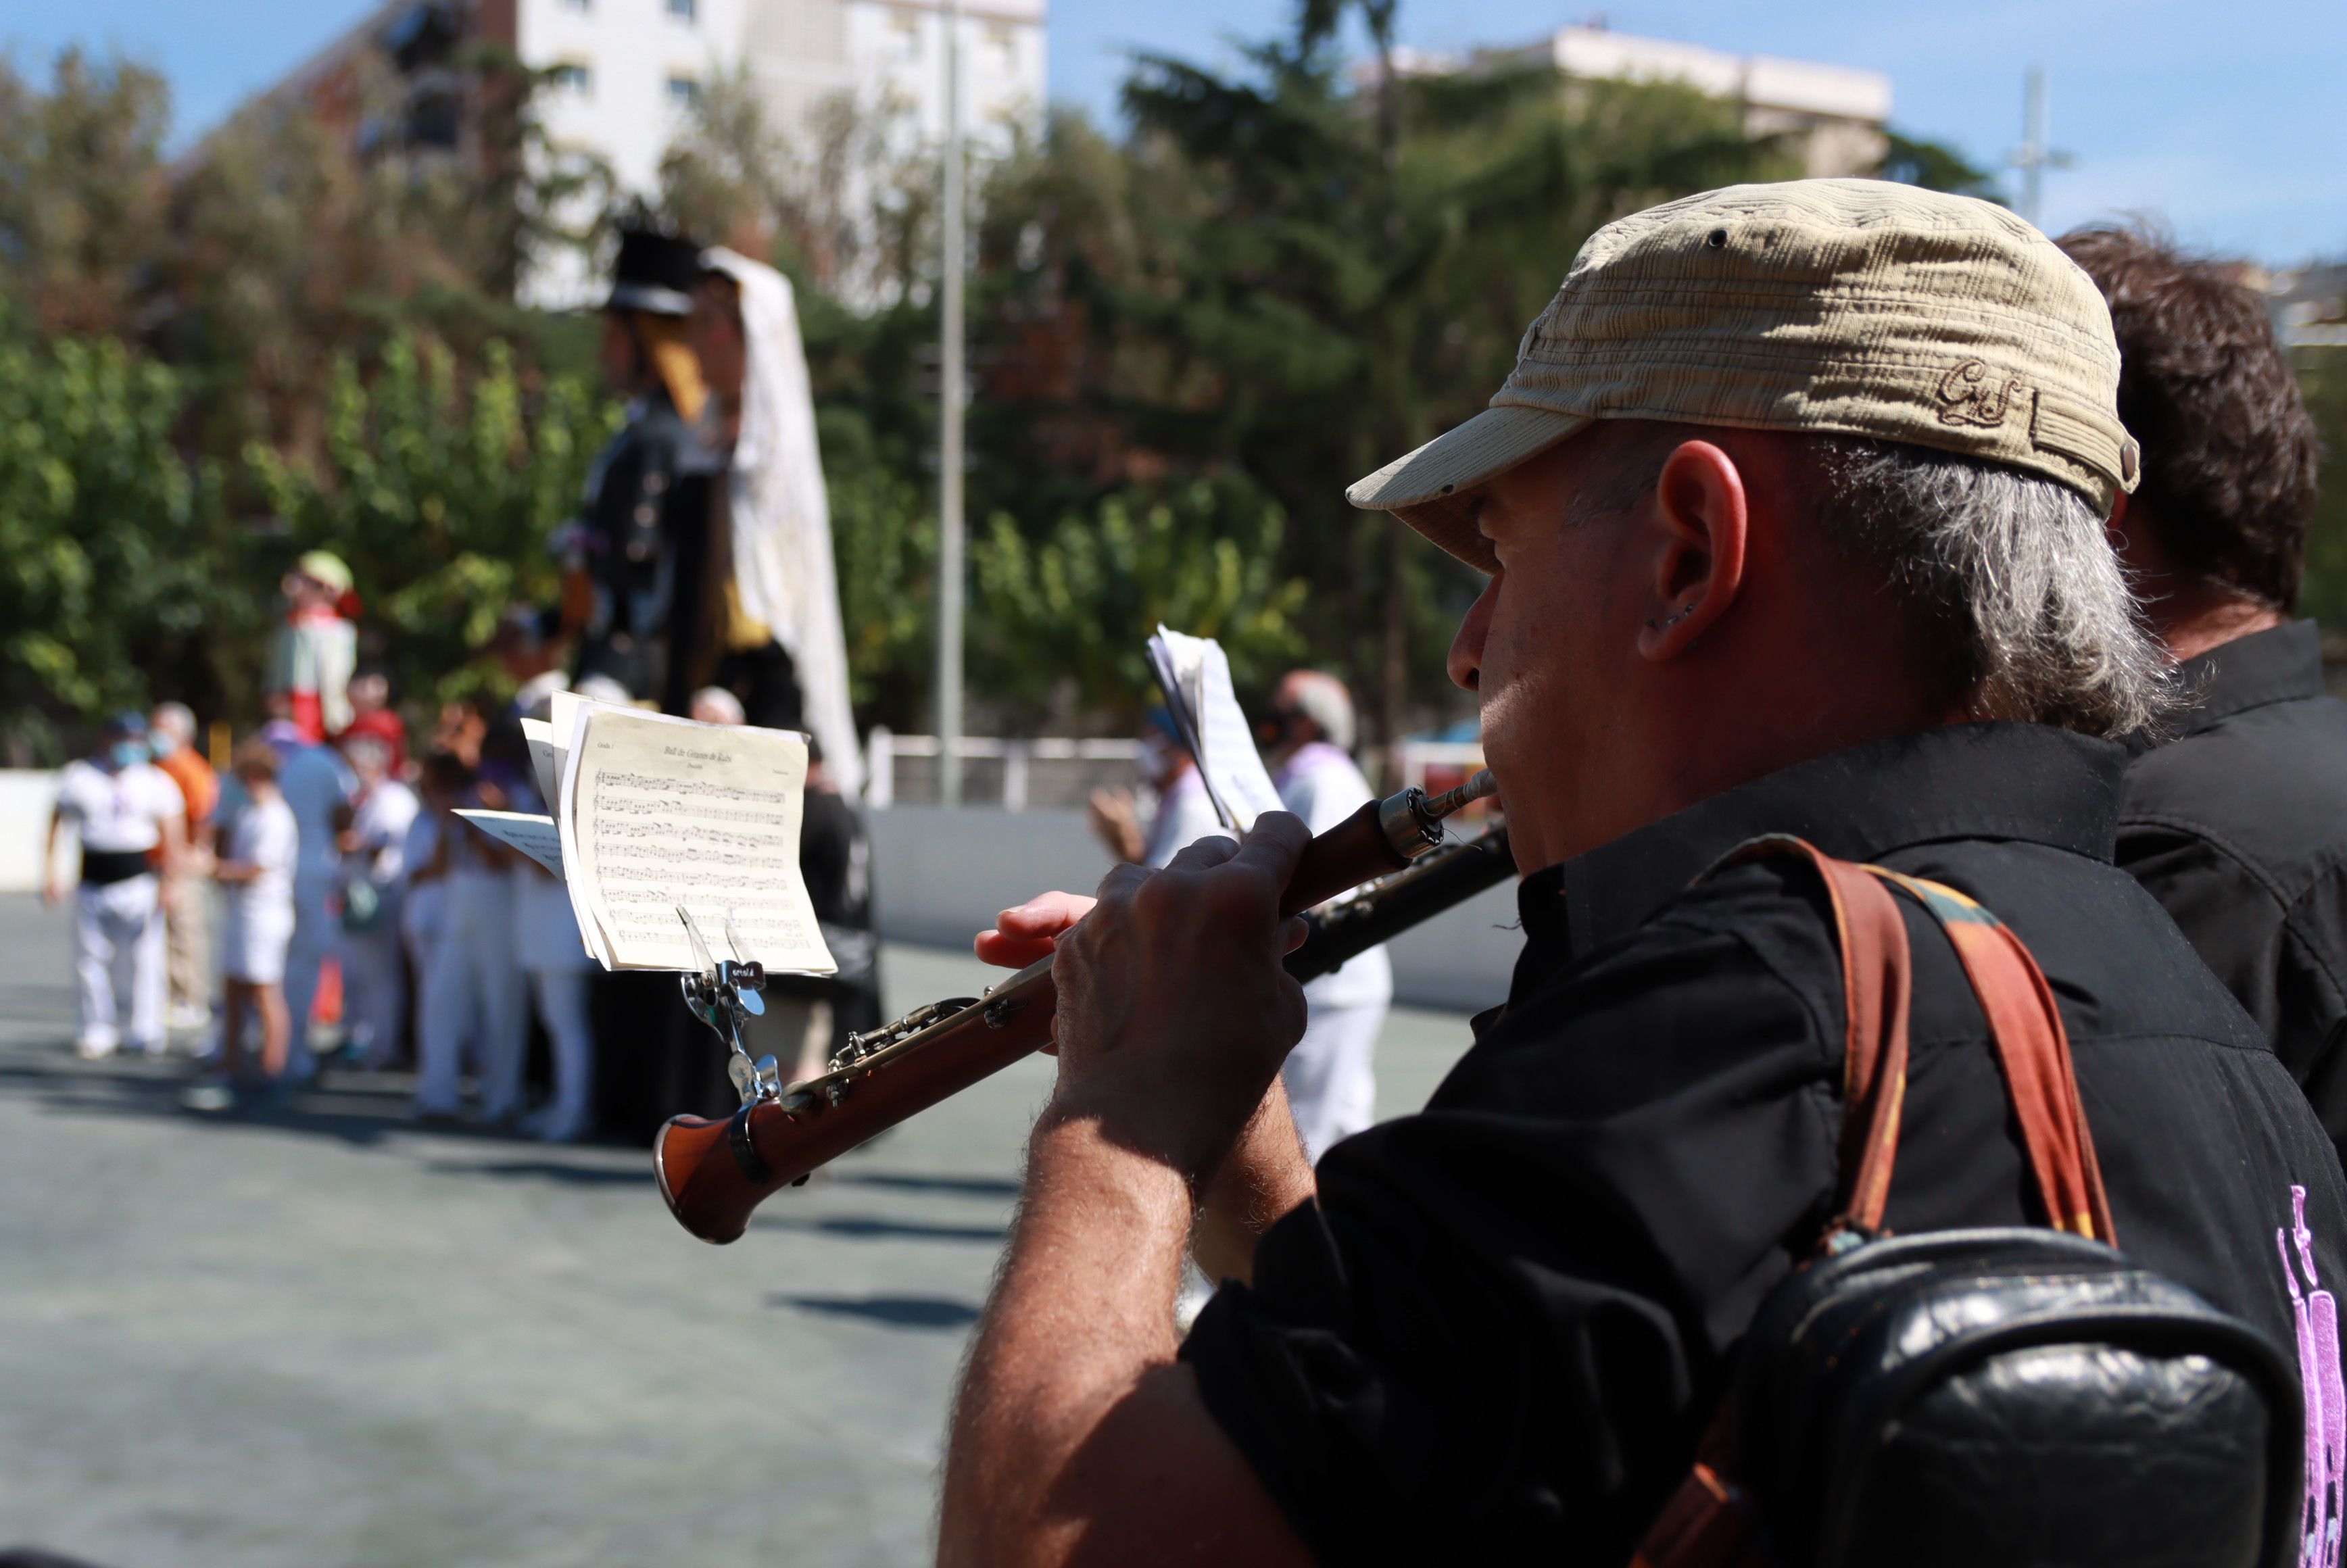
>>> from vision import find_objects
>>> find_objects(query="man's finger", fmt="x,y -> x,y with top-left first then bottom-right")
1092,860 -> 1153,903
1163,833 -> 1242,873
1228,810 -> 1311,891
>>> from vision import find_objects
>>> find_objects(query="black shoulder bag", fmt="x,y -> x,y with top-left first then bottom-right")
1633,836 -> 2304,1568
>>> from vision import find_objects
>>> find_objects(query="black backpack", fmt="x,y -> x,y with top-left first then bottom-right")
1634,837 -> 2304,1568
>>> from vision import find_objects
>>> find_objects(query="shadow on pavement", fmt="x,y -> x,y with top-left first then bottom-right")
756,1215 -> 1007,1243
426,1158 -> 647,1185
0,1039 -> 616,1160
775,1294 -> 983,1329
833,1171 -> 1022,1200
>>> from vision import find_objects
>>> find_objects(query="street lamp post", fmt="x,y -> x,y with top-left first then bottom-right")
936,0 -> 967,807
2008,66 -> 2075,231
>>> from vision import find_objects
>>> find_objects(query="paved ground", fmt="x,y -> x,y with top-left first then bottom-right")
0,893 -> 1483,1567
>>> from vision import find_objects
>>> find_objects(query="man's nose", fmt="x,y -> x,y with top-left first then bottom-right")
1448,572 -> 1501,693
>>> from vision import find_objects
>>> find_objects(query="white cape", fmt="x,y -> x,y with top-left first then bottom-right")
701,246 -> 865,800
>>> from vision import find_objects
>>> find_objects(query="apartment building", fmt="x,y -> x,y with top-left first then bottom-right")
1400,24 -> 1891,180
224,0 -> 1046,306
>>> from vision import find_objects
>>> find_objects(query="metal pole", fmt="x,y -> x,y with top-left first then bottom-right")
936,0 -> 967,807
2018,66 -> 2046,229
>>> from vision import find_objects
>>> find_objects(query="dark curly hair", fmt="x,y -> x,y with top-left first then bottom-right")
2058,225 -> 2319,611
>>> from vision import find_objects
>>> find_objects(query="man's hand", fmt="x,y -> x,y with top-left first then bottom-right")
1044,812 -> 1312,1188
1087,787 -> 1147,864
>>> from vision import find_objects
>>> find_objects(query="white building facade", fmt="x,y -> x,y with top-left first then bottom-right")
1405,26 -> 1889,181
515,0 -> 1045,306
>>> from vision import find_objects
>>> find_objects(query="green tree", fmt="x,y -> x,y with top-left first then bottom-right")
243,331 -> 618,711
0,327 -> 242,764
0,49 -> 171,341
1877,131 -> 2005,201
973,479 -> 1309,727
961,31 -> 1791,750
2294,348 -> 2347,633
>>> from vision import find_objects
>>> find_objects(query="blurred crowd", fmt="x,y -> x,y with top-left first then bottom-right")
41,549 -> 879,1143
38,222 -> 894,1144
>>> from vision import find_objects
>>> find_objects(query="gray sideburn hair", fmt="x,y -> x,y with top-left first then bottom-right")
1566,426 -> 2171,740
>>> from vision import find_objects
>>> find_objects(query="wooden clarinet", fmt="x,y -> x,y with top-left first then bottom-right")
654,771 -> 1505,1243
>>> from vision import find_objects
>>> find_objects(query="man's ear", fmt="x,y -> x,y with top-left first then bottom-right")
1635,439 -> 1749,660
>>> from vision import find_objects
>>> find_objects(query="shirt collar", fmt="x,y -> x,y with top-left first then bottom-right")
2168,620 -> 2325,736
1518,722 -> 2126,964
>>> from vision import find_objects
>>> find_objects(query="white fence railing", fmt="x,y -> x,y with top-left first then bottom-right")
865,732 -> 1486,810
866,731 -> 1142,810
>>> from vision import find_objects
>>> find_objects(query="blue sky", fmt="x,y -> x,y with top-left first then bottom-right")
5,0 -> 2342,263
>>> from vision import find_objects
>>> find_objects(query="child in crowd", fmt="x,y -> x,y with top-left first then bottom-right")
337,733 -> 418,1069
187,741 -> 298,1110
406,750 -> 485,1121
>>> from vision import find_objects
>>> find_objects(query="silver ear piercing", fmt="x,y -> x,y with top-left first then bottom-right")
1645,604 -> 1695,631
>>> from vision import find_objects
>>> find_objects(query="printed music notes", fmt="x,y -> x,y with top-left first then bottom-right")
455,693 -> 836,977
560,703 -> 835,975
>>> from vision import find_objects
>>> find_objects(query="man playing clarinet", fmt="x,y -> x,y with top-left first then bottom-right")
936,181 -> 2347,1565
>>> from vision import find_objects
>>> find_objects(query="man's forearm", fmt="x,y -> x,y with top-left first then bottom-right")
943,1112 -> 1190,1565
942,1107 -> 1313,1568
1192,1081 -> 1317,1288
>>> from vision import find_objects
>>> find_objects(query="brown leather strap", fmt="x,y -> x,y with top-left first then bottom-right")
1634,839 -> 2116,1568
1870,870 -> 2119,1246
1712,835 -> 1913,1237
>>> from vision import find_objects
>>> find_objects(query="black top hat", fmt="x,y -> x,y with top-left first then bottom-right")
607,224 -> 702,316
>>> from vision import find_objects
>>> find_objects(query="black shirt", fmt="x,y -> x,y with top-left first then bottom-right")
2120,620 -> 2347,1154
1182,722 -> 2347,1567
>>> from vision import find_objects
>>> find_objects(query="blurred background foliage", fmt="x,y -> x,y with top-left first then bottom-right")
2293,348 -> 2347,635
11,6 -> 2311,766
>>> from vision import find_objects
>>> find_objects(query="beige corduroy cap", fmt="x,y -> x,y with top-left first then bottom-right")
1349,178 -> 2142,574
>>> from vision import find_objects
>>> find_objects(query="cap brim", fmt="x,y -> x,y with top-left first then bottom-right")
1345,405 -> 1591,573
606,283 -> 696,316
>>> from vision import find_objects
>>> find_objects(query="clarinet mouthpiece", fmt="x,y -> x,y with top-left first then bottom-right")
1422,768 -> 1497,822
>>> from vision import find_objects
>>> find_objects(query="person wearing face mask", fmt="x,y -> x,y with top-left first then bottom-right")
1088,710 -> 1228,871
44,714 -> 188,1060
148,702 -> 219,1036
1258,670 -> 1394,1160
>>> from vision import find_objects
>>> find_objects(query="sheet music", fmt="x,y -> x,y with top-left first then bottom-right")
519,718 -> 564,811
454,809 -> 564,879
1148,624 -> 1285,832
558,704 -> 836,975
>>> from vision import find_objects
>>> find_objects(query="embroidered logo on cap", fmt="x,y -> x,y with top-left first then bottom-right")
1936,359 -> 2026,429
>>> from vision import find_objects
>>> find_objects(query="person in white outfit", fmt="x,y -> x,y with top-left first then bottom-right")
45,714 -> 187,1059
415,745 -> 527,1123
272,730 -> 356,1080
402,752 -> 466,1111
189,739 -> 300,1109
510,774 -> 596,1142
1088,711 -> 1228,871
336,734 -> 418,1070
1263,670 -> 1393,1160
